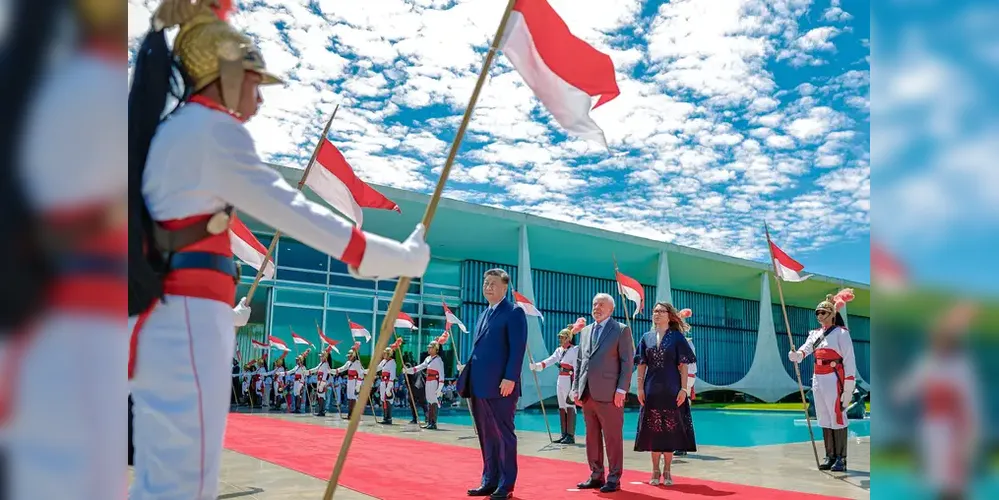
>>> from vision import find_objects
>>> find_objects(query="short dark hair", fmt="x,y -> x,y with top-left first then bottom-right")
483,268 -> 510,284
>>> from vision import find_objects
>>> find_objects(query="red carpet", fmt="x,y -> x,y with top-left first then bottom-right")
224,413 -> 847,500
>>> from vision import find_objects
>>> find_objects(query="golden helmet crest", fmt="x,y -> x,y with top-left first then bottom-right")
152,0 -> 283,109
75,0 -> 126,30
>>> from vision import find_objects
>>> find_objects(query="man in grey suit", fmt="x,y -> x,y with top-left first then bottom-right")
571,293 -> 634,493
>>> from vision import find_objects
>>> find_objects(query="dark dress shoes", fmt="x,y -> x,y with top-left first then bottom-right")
489,489 -> 513,499
577,478 -> 604,489
467,485 -> 496,496
599,482 -> 620,493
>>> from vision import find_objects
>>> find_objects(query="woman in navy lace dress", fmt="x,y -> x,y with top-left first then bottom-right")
634,301 -> 697,486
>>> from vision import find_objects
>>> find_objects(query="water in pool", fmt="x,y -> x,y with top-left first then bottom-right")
436,408 -> 871,447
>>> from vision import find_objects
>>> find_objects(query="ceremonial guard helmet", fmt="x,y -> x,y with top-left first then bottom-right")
347,341 -> 361,359
428,331 -> 450,353
816,289 -> 854,327
151,0 -> 283,113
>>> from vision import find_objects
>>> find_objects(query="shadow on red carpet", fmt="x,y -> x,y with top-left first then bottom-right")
224,413 -> 847,500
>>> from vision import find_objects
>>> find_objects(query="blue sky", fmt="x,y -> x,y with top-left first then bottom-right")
129,0 -> 871,285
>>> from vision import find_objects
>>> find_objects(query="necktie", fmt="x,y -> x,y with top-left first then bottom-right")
591,323 -> 602,351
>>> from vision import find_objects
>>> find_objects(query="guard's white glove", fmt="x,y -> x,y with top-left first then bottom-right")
233,297 -> 251,327
348,224 -> 430,280
841,379 -> 856,407
529,362 -> 542,371
787,350 -> 803,363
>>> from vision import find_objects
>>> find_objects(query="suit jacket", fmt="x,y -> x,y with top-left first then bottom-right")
572,318 -> 635,403
457,297 -> 528,399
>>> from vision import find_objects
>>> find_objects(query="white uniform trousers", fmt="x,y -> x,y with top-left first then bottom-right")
4,313 -> 125,500
129,296 -> 236,500
812,372 -> 847,430
380,381 -> 394,403
425,379 -> 441,406
346,378 -> 359,400
556,375 -> 572,410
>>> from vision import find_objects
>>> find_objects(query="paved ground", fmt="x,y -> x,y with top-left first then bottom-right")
131,408 -> 870,499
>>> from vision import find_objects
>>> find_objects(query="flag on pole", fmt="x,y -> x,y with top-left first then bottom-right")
251,339 -> 269,350
304,138 -> 400,227
500,0 -> 620,148
615,270 -> 644,317
229,214 -> 275,279
513,291 -> 543,321
768,240 -> 812,282
316,324 -> 341,354
395,312 -> 418,330
268,336 -> 290,352
290,331 -> 313,348
349,321 -> 371,342
871,241 -> 907,292
442,300 -> 468,333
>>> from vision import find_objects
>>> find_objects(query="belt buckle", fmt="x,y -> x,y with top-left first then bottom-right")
830,361 -> 837,368
206,211 -> 231,235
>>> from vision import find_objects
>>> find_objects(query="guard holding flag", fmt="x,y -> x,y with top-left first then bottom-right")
377,338 -> 403,424
788,289 -> 858,472
334,342 -> 366,416
127,1 -> 430,497
405,333 -> 449,430
529,320 -> 583,444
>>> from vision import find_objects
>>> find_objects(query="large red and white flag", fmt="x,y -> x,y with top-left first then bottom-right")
395,312 -> 418,330
229,214 -> 274,279
442,301 -> 468,333
251,339 -> 269,350
348,320 -> 371,342
513,291 -> 543,321
768,241 -> 812,282
290,331 -> 313,348
268,336 -> 290,352
315,323 -> 341,354
305,138 -> 400,227
615,270 -> 644,317
500,0 -> 620,148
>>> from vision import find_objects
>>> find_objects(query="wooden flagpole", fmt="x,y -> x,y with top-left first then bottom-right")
764,222 -> 822,470
612,254 -> 637,337
524,342 -> 555,443
242,104 -> 340,305
322,0 -> 520,496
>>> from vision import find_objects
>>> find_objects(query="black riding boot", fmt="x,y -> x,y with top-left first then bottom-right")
818,428 -> 836,470
380,402 -> 393,424
563,407 -> 576,444
317,397 -> 326,416
553,409 -> 567,443
425,403 -> 439,430
831,428 -> 848,472
348,399 -> 356,417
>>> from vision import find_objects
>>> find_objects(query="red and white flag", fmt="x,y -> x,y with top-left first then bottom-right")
229,214 -> 274,279
442,301 -> 468,333
395,312 -> 418,330
305,138 -> 400,227
268,336 -> 290,352
290,331 -> 313,348
500,0 -> 620,148
315,324 -> 341,354
871,241 -> 907,292
251,339 -> 269,350
348,321 -> 371,342
768,240 -> 812,282
615,270 -> 644,317
513,291 -> 543,321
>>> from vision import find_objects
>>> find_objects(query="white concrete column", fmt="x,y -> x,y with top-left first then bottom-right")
517,224 -> 556,409
730,272 -> 802,402
654,248 -> 673,304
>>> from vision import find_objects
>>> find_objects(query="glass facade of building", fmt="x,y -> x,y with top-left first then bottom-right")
236,235 -> 871,388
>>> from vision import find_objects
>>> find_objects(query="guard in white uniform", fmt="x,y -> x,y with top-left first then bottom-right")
309,348 -> 334,417
1,1 -> 126,499
405,332 -> 449,430
530,321 -> 582,444
788,289 -> 858,472
333,342 -> 367,417
377,338 -> 403,424
127,2 -> 429,498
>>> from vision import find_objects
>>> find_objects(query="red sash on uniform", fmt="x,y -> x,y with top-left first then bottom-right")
814,348 -> 848,425
128,214 -> 236,380
347,370 -> 359,380
427,369 -> 440,382
381,371 -> 392,382
558,363 -> 574,377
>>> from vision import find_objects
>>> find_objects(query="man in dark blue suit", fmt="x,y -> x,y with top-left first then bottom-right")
457,268 -> 527,499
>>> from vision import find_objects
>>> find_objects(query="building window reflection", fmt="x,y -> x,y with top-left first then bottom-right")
270,305 -> 324,366
277,239 -> 329,272
276,268 -> 327,285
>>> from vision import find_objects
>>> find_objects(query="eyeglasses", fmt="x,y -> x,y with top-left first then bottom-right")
652,309 -> 669,315
815,310 -> 830,317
